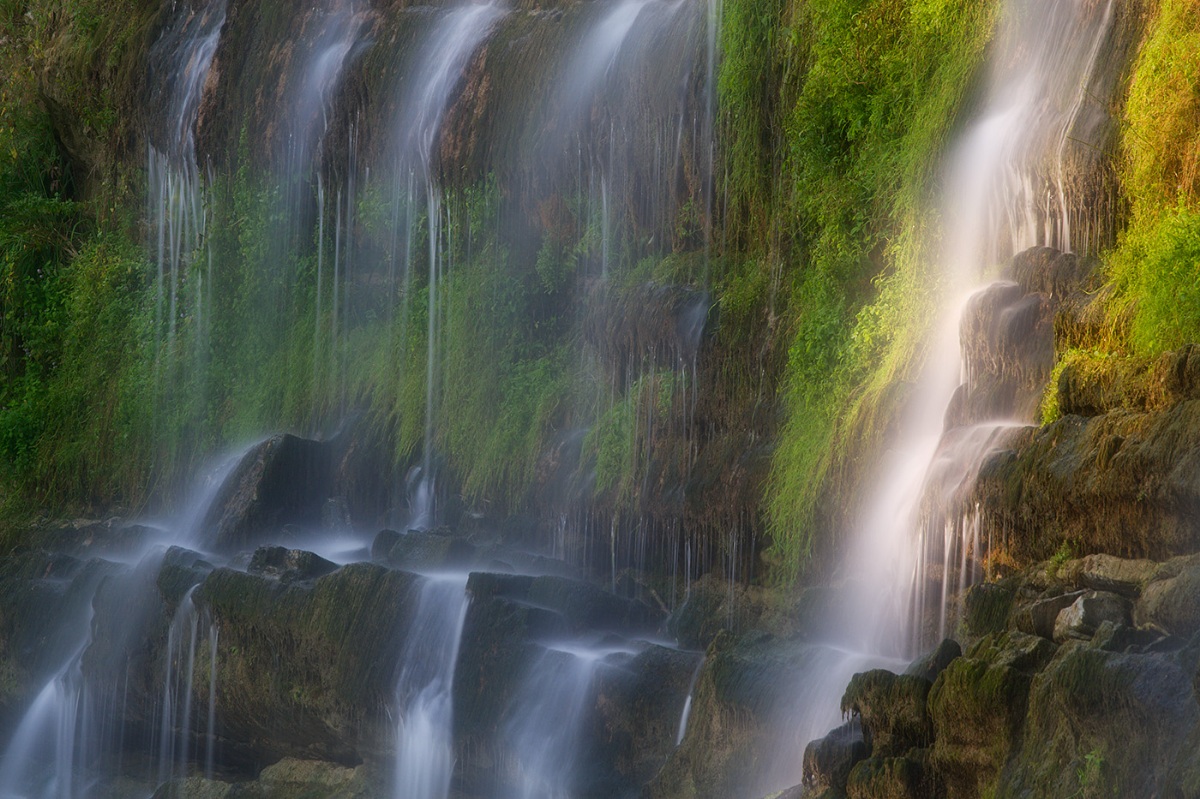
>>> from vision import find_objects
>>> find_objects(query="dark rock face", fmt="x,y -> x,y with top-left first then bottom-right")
589,644 -> 698,791
973,400 -> 1200,562
841,670 -> 933,757
196,563 -> 418,768
199,435 -> 334,553
803,720 -> 868,795
928,632 -> 1054,797
247,546 -> 338,583
905,638 -> 962,684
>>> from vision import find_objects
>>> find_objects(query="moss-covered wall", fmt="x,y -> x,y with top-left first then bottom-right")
2,0 -> 1195,587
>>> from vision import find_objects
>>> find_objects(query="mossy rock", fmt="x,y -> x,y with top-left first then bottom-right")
845,755 -> 932,799
841,670 -> 933,757
962,579 -> 1019,640
971,400 -> 1200,563
928,632 -> 1055,797
196,563 -> 418,769
803,720 -> 867,794
1002,642 -> 1200,798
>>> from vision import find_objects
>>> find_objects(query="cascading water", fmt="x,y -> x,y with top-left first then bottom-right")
393,574 -> 470,799
503,640 -> 639,799
145,0 -> 226,442
378,2 -> 504,529
757,0 -> 1119,793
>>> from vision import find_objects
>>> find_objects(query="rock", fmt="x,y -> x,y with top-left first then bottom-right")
1136,560 -> 1200,636
1003,643 -> 1200,798
803,720 -> 867,793
957,281 -> 1054,424
1090,620 -> 1170,653
1059,553 -> 1157,597
196,563 -> 419,768
928,632 -> 1054,798
588,644 -> 698,793
199,435 -> 334,553
845,755 -> 930,799
151,777 -> 238,799
1052,591 -> 1132,642
253,757 -> 373,798
841,670 -> 933,757
1013,590 -> 1085,639
905,638 -> 961,683
646,633 -> 841,799
972,401 -> 1200,563
248,547 -> 338,583
962,579 -> 1018,638
371,528 -> 477,570
666,573 -> 799,649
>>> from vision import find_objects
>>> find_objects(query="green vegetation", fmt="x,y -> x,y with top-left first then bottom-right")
740,0 -> 999,579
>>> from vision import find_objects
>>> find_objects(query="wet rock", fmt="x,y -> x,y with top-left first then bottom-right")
646,632 -> 833,799
667,573 -> 799,649
199,434 -> 334,553
1135,557 -> 1200,636
252,757 -> 373,798
1058,553 -> 1157,597
1052,591 -> 1132,642
151,777 -> 238,799
962,579 -> 1018,638
845,755 -> 931,799
197,563 -> 418,768
1090,620 -> 1171,653
972,401 -> 1200,562
453,572 -> 568,775
589,644 -> 698,793
841,670 -> 933,757
956,281 -> 1054,424
1013,590 -> 1085,640
371,527 -> 477,570
803,720 -> 867,794
905,639 -> 962,683
1003,642 -> 1200,798
928,632 -> 1054,798
247,546 -> 338,583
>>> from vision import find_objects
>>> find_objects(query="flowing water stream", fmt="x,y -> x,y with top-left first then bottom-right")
759,0 -> 1119,793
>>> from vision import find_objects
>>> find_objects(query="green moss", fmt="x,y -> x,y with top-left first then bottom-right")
760,0 -> 999,581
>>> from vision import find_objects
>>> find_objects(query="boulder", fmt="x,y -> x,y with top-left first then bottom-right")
588,644 -> 698,794
972,401 -> 1200,563
371,528 -> 477,570
928,632 -> 1054,798
1003,642 -> 1200,798
1052,591 -> 1132,642
905,638 -> 962,684
646,632 -> 845,799
196,563 -> 419,768
841,670 -> 933,757
199,435 -> 334,553
1136,559 -> 1200,637
845,755 -> 931,799
247,547 -> 338,583
1013,590 -> 1085,640
803,720 -> 867,794
1058,553 -> 1157,597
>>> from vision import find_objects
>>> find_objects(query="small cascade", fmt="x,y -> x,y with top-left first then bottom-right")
505,643 -> 613,799
392,574 -> 470,799
156,586 -> 219,787
0,633 -> 90,799
145,0 -> 226,436
763,0 -> 1121,793
381,1 -> 505,528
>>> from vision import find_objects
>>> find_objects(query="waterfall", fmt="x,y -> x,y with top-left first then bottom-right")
761,0 -> 1119,792
393,574 -> 470,799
